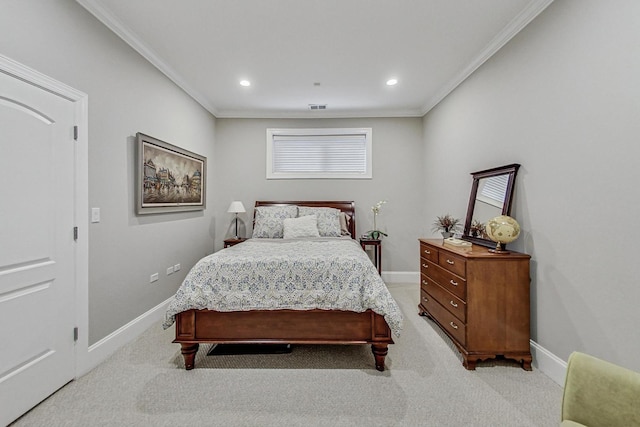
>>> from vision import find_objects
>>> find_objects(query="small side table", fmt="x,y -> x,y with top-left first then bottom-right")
359,238 -> 382,275
224,237 -> 248,248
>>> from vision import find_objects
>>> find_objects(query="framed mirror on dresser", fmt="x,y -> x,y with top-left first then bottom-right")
461,163 -> 520,249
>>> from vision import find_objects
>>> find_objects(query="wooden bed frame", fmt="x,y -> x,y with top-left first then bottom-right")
173,201 -> 394,371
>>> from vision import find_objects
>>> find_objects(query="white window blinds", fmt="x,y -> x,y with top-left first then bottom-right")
266,128 -> 372,179
478,174 -> 509,208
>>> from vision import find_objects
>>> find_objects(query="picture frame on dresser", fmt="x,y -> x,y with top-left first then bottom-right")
136,132 -> 206,215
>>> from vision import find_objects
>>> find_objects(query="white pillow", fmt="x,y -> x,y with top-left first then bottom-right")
283,215 -> 320,239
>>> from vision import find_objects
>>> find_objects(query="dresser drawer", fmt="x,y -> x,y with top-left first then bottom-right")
438,251 -> 466,277
420,258 -> 433,277
420,243 -> 439,263
423,280 -> 466,323
423,295 -> 466,346
423,259 -> 466,301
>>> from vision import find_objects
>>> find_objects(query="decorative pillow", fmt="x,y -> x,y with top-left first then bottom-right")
339,212 -> 352,236
252,205 -> 298,238
283,215 -> 320,239
297,206 -> 341,237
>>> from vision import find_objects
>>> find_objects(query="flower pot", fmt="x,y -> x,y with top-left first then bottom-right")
441,231 -> 453,239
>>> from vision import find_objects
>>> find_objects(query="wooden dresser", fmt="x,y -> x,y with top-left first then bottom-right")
418,238 -> 532,370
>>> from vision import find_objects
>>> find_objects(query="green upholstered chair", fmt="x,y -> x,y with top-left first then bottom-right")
561,351 -> 640,426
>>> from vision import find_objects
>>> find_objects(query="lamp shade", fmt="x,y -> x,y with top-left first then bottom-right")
227,201 -> 246,214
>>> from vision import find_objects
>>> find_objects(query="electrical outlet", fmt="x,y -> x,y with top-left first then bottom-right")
174,263 -> 181,272
150,273 -> 159,283
166,266 -> 174,275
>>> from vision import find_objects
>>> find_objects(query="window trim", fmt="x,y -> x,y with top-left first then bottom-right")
266,128 -> 373,179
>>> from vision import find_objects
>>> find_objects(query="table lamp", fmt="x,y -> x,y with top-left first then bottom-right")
227,201 -> 246,239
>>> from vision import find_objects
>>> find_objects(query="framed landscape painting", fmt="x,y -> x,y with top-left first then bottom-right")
136,132 -> 206,214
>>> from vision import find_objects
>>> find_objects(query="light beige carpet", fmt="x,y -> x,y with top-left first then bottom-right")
12,283 -> 562,426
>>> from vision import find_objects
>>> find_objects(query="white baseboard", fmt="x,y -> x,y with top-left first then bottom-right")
79,297 -> 172,376
531,340 -> 567,386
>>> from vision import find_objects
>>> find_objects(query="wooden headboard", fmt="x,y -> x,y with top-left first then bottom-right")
254,200 -> 356,239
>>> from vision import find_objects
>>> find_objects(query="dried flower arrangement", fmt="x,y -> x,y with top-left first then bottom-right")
432,214 -> 461,234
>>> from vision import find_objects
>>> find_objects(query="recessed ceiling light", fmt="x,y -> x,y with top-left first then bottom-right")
386,78 -> 398,86
240,80 -> 251,87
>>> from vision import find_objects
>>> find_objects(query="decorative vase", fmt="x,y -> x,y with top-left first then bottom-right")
441,231 -> 453,239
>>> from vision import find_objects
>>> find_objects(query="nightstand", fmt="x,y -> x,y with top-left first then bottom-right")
224,237 -> 248,248
359,238 -> 382,275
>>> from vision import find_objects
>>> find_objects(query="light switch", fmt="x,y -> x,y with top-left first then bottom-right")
91,208 -> 100,223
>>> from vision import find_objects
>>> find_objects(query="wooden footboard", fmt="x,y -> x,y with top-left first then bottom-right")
173,309 -> 393,371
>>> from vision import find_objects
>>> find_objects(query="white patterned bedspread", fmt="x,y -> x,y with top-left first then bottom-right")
163,238 -> 403,337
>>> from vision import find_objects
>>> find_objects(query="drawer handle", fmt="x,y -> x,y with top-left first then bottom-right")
446,259 -> 454,265
449,279 -> 458,286
422,297 -> 429,302
424,249 -> 431,254
422,280 -> 428,285
449,321 -> 459,330
422,263 -> 428,268
449,300 -> 458,308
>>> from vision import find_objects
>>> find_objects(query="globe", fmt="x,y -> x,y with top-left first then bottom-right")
485,215 -> 520,252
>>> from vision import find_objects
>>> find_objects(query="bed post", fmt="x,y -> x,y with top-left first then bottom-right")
371,343 -> 388,371
181,343 -> 199,370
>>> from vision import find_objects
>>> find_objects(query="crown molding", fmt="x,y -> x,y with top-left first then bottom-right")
214,108 -> 425,119
76,0 -> 219,116
420,0 -> 555,115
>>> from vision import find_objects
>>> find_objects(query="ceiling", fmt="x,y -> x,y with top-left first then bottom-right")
77,0 -> 553,118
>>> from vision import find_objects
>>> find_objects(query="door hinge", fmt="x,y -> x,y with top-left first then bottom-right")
73,327 -> 79,342
73,125 -> 78,141
73,226 -> 78,241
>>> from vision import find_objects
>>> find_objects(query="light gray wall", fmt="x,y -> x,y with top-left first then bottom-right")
0,0 -> 217,344
422,0 -> 640,370
214,118 -> 424,272
6,0 -> 637,371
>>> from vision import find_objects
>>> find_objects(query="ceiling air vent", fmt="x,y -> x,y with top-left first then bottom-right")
308,104 -> 327,110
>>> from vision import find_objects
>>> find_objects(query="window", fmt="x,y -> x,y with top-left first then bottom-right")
266,128 -> 372,179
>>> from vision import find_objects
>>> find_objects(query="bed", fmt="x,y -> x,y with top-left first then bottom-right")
164,201 -> 402,371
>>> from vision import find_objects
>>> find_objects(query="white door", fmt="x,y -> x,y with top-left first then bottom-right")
0,67 -> 77,425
